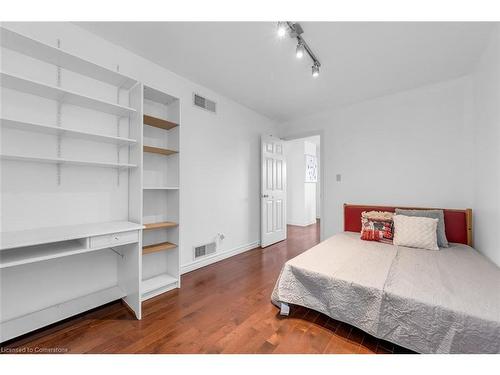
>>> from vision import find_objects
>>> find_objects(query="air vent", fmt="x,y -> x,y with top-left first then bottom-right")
193,93 -> 216,113
194,242 -> 217,260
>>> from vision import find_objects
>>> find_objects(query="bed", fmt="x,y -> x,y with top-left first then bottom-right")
271,204 -> 500,354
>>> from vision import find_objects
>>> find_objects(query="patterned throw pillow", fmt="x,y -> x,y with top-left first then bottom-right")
360,211 -> 394,243
393,215 -> 439,251
395,208 -> 448,247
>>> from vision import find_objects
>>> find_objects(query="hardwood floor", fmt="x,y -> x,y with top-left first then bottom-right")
2,222 -> 414,354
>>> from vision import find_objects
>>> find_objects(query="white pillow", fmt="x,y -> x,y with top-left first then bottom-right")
393,215 -> 439,251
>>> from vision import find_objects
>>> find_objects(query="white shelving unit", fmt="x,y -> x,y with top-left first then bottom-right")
141,85 -> 181,300
0,26 -> 144,342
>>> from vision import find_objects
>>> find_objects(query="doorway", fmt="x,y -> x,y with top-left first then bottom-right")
260,133 -> 323,248
284,134 -> 323,240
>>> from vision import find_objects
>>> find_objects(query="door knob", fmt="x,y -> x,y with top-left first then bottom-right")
262,194 -> 269,198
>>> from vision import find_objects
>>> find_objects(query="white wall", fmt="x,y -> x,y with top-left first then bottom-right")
2,22 -> 278,272
471,25 -> 500,267
285,138 -> 317,226
286,139 -> 305,226
279,77 -> 475,241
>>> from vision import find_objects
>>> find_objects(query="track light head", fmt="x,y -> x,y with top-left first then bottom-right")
296,42 -> 305,59
277,22 -> 287,38
312,63 -> 320,78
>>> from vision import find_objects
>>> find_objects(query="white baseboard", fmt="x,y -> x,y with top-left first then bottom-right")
180,241 -> 260,275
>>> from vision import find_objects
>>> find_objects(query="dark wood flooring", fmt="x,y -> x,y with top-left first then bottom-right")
2,221 -> 413,354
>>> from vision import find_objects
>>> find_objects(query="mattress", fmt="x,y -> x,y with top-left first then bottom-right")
271,232 -> 500,353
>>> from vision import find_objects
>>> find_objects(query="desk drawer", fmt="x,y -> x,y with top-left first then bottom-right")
90,230 -> 139,248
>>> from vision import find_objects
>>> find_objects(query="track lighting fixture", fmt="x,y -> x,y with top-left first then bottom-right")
296,41 -> 305,59
277,22 -> 321,78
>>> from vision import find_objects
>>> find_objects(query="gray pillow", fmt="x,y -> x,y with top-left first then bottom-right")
395,209 -> 449,248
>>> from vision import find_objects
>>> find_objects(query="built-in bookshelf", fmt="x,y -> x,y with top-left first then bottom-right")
0,26 -> 143,342
141,85 -> 180,301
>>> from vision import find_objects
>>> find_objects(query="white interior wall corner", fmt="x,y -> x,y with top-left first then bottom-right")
470,25 -> 500,266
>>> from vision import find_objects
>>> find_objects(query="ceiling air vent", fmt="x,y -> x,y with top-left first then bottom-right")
194,242 -> 217,260
193,93 -> 216,113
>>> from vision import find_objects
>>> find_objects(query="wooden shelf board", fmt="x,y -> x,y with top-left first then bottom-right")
1,27 -> 137,89
143,145 -> 178,156
142,241 -> 177,255
1,118 -> 137,145
143,115 -> 178,130
143,222 -> 178,230
0,72 -> 136,117
0,153 -> 137,170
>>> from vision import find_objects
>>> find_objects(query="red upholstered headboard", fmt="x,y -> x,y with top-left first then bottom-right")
344,204 -> 473,246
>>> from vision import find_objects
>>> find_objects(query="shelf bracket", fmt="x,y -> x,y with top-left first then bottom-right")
109,247 -> 124,258
56,38 -> 62,186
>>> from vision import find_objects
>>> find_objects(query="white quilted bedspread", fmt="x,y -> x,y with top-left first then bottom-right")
271,232 -> 500,353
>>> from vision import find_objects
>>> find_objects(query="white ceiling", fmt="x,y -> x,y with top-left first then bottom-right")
76,22 -> 495,122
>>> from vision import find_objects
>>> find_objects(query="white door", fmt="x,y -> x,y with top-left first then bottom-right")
261,135 -> 287,247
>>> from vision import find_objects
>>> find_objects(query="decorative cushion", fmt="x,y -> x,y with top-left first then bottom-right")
395,208 -> 449,247
360,211 -> 394,243
393,215 -> 439,251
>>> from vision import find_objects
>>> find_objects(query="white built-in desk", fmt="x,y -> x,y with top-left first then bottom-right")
1,221 -> 144,250
0,221 -> 144,268
0,221 -> 143,342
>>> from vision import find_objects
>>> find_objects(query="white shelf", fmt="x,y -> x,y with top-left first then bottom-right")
0,153 -> 137,170
1,118 -> 137,146
143,186 -> 180,190
0,27 -> 137,89
1,221 -> 143,250
142,273 -> 178,301
0,286 -> 125,342
0,72 -> 136,117
1,239 -> 81,269
0,239 -> 142,269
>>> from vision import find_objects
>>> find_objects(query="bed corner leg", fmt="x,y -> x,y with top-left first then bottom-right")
280,302 -> 290,316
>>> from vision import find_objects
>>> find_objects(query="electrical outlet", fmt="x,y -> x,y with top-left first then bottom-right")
336,174 -> 342,182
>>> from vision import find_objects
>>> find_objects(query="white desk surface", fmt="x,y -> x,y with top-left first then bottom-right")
0,221 -> 144,250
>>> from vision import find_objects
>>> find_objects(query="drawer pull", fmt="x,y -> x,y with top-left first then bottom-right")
90,230 -> 139,248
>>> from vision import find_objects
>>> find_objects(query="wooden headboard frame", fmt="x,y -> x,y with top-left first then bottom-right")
344,204 -> 473,247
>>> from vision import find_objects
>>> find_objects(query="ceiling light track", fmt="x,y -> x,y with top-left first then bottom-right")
277,21 -> 321,78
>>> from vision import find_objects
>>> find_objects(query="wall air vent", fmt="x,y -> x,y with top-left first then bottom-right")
194,242 -> 217,260
193,93 -> 216,113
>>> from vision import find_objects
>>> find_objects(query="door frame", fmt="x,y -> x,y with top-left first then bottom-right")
282,130 -> 325,242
